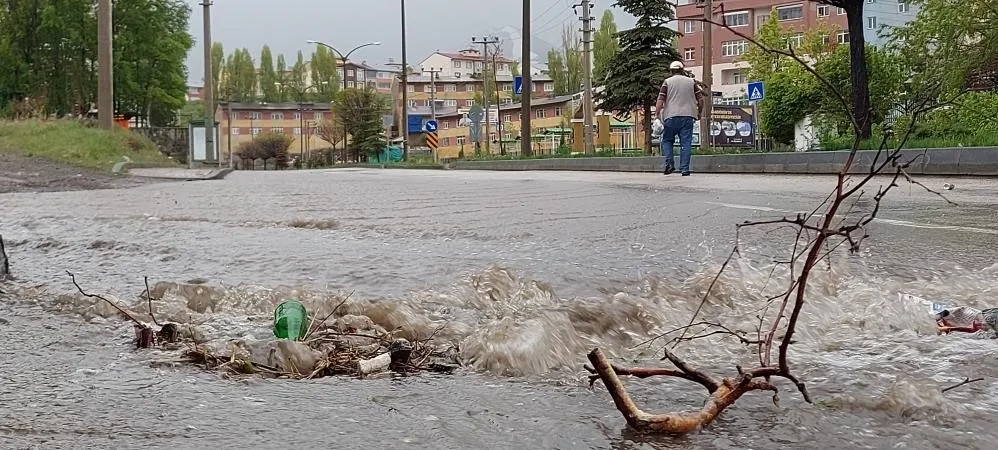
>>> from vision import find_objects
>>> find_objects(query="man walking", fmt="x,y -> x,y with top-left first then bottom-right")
655,61 -> 706,176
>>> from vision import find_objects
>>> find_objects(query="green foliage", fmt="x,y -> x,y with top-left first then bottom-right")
546,49 -> 568,95
221,49 -> 257,102
333,87 -> 389,160
308,46 -> 340,102
236,131 -> 292,169
176,101 -> 204,127
0,0 -> 193,125
888,0 -> 998,93
259,46 -> 280,102
545,25 -> 584,96
0,119 -> 175,170
595,0 -> 680,151
593,10 -> 621,85
211,42 -> 225,101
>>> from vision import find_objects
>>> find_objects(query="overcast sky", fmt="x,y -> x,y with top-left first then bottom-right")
183,0 -> 636,84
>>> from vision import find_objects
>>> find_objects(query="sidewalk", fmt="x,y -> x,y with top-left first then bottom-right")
126,167 -> 234,180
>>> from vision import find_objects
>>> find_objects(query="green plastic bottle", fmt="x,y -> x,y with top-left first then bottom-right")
273,300 -> 309,341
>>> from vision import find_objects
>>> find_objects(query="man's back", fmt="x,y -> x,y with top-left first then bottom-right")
661,75 -> 698,120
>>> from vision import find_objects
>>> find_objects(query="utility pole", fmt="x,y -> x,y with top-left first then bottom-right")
700,0 -> 713,150
472,36 -> 500,154
521,0 -> 532,157
97,0 -> 113,130
576,0 -> 596,153
201,1 -> 216,167
400,0 -> 410,161
426,68 -> 441,121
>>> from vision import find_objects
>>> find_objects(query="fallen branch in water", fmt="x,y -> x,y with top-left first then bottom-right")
67,270 -> 144,327
0,234 -> 10,281
68,271 -> 181,348
942,377 -> 984,393
586,9 -> 960,434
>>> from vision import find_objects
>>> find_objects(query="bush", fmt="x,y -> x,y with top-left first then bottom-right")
254,132 -> 293,169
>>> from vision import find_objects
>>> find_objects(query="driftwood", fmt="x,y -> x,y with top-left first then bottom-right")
67,271 -> 179,348
0,234 -> 10,280
586,12 -> 965,434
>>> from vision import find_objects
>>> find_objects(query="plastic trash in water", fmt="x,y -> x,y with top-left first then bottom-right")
273,300 -> 309,341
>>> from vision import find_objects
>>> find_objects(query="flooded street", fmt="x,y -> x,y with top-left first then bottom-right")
2,169 -> 998,449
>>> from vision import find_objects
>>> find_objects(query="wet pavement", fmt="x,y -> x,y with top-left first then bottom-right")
1,169 -> 997,449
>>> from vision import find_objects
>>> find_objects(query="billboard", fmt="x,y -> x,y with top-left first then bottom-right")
676,105 -> 755,148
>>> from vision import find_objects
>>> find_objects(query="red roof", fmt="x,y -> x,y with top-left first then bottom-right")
436,51 -> 513,63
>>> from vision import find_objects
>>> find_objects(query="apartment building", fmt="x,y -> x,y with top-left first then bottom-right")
341,61 -> 398,94
215,102 -> 333,163
186,86 -> 204,102
405,73 -> 556,111
676,0 -> 918,104
418,48 -> 515,78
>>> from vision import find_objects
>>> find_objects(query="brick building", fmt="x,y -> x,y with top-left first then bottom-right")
215,102 -> 334,163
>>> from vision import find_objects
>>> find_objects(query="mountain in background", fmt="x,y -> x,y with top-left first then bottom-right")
489,25 -> 558,75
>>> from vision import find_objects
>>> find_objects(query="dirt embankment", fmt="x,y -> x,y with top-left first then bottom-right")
0,153 -> 152,193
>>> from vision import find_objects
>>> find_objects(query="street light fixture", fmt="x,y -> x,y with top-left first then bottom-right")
305,40 -> 381,90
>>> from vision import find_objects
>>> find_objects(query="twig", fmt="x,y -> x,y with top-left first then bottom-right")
671,232 -> 741,349
143,276 -> 160,327
67,271 -> 143,327
0,234 -> 10,280
941,377 -> 984,393
303,291 -> 354,341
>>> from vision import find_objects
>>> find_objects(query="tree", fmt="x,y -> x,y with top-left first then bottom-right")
259,46 -> 280,102
332,87 -> 388,162
275,54 -> 289,102
593,9 -> 621,85
889,0 -> 998,93
815,0 -> 874,138
221,48 -> 257,102
561,26 -> 583,95
254,132 -> 293,169
595,0 -> 680,153
211,42 -> 225,101
308,46 -> 340,102
546,49 -> 568,95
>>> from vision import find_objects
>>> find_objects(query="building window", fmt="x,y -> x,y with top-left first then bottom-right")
817,5 -> 829,17
293,128 -> 301,136
314,112 -> 324,120
454,60 -> 462,68
445,99 -> 457,107
503,83 -> 512,91
535,109 -> 546,119
457,136 -> 466,145
271,127 -> 283,134
443,120 -> 450,129
544,83 -> 554,92
503,114 -> 512,123
502,98 -> 513,104
347,69 -> 355,77
293,112 -> 301,120
231,127 -> 240,135
732,71 -> 744,84
554,107 -> 564,117
246,112 -> 261,120
776,5 -> 803,21
821,34 -> 830,45
251,127 -> 262,136
446,84 -> 457,92
408,85 -> 415,92
897,0 -> 910,13
684,47 -> 696,61
347,81 -> 356,88
721,40 -> 748,57
787,32 -> 805,47
723,12 -> 749,27
684,20 -> 697,34
837,31 -> 849,44
465,99 -> 476,107
837,7 -> 846,14
270,112 -> 283,120
866,16 -> 877,29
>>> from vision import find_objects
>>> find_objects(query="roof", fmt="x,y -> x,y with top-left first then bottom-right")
436,50 -> 514,63
499,95 -> 575,111
407,106 -> 460,117
343,60 -> 375,70
410,95 -> 575,119
406,73 -> 554,83
217,101 -> 333,111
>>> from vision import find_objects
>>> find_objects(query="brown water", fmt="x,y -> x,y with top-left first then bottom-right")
1,169 -> 997,449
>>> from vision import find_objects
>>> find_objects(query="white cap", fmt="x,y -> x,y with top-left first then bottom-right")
670,61 -> 685,70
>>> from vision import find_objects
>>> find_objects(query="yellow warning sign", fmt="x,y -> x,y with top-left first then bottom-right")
426,131 -> 439,149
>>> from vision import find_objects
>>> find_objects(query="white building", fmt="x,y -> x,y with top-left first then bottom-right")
417,49 -> 515,78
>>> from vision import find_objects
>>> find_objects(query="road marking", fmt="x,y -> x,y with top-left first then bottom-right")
706,202 -> 998,235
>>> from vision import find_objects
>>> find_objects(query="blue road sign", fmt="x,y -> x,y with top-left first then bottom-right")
514,75 -> 523,95
424,119 -> 438,133
747,81 -> 764,102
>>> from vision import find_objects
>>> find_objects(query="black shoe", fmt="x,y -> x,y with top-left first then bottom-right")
681,172 -> 691,176
663,167 -> 675,175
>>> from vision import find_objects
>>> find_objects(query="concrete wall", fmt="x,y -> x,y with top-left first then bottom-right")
451,147 -> 998,176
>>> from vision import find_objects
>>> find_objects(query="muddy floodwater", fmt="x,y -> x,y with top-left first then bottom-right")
2,169 -> 998,449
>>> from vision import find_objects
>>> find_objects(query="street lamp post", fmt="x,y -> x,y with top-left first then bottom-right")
305,40 -> 381,161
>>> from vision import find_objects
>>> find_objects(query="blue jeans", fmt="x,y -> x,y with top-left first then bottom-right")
660,116 -> 695,174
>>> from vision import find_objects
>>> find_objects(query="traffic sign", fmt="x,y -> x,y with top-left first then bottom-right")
747,81 -> 764,101
425,131 -> 439,150
424,119 -> 438,133
514,76 -> 523,95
